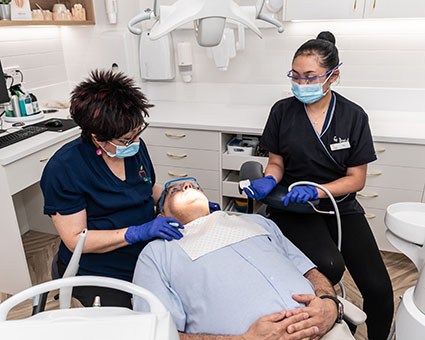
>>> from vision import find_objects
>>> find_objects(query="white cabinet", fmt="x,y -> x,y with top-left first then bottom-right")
283,0 -> 425,20
359,142 -> 425,252
364,0 -> 425,18
144,127 -> 221,203
284,0 -> 365,20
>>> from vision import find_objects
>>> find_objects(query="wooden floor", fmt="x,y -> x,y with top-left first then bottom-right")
1,231 -> 420,340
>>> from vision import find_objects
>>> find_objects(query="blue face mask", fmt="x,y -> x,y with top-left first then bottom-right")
103,141 -> 140,158
290,71 -> 335,104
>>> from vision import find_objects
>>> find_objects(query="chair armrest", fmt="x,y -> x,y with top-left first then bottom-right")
338,296 -> 367,326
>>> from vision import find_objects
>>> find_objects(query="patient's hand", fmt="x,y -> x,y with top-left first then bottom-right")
241,310 -> 319,340
285,294 -> 337,339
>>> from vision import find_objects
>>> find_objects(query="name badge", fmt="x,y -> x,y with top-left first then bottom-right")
330,141 -> 351,151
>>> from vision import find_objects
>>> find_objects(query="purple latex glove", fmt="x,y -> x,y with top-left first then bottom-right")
242,175 -> 277,200
124,216 -> 184,244
209,201 -> 221,213
281,185 -> 318,206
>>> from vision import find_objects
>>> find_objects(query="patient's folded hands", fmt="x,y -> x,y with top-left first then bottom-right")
285,294 -> 337,338
241,310 -> 319,340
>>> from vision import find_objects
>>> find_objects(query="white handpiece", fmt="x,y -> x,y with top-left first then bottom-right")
239,179 -> 254,196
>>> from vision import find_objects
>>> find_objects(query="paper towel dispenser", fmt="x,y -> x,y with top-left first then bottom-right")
139,32 -> 175,80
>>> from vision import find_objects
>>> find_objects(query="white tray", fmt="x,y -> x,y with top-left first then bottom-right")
4,111 -> 44,123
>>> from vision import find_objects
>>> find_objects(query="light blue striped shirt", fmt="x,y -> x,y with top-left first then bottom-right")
133,214 -> 316,335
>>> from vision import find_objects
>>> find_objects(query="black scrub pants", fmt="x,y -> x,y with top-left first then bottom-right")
57,257 -> 132,308
268,211 -> 394,340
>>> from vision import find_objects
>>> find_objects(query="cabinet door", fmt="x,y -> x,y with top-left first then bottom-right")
284,0 -> 365,20
364,0 -> 425,18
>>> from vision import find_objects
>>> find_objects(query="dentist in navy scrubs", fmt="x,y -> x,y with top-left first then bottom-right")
41,70 -> 184,308
243,32 -> 393,340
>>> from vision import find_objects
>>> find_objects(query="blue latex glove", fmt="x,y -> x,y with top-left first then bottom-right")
209,201 -> 221,213
124,216 -> 184,244
242,175 -> 277,200
281,185 -> 318,206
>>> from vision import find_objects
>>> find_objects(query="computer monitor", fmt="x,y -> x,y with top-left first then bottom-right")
0,61 -> 10,104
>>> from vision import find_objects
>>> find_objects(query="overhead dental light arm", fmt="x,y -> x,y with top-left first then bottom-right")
128,0 -> 284,47
128,8 -> 155,35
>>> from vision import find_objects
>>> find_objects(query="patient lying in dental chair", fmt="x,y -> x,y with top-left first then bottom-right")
133,178 -> 355,340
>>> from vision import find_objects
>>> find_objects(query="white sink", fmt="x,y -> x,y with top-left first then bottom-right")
385,202 -> 425,246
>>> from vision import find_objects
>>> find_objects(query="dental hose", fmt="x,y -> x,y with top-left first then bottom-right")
288,181 -> 345,298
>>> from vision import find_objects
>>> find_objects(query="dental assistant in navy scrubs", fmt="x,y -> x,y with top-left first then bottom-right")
40,70 -> 184,308
243,32 -> 394,340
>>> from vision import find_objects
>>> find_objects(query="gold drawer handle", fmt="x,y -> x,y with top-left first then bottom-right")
365,214 -> 376,219
166,152 -> 187,159
375,148 -> 386,153
165,132 -> 186,138
372,0 -> 377,10
353,0 -> 357,11
367,171 -> 383,176
357,193 -> 379,198
39,158 -> 50,162
168,171 -> 188,177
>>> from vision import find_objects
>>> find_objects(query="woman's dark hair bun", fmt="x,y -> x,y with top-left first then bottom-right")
316,31 -> 336,45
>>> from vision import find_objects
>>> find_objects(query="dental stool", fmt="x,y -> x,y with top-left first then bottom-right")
385,202 -> 425,340
239,161 -> 367,329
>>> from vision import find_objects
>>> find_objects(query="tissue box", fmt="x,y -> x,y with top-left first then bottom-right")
227,137 -> 259,156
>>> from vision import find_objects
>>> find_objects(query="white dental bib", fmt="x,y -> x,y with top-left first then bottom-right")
176,211 -> 269,260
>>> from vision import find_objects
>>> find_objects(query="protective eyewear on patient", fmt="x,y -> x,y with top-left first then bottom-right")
115,122 -> 149,146
159,177 -> 202,212
287,62 -> 342,83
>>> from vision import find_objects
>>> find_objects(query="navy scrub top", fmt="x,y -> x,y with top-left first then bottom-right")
40,137 -> 156,281
260,91 -> 376,215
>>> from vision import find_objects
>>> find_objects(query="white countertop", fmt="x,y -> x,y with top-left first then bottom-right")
148,101 -> 425,145
1,100 -> 425,166
0,109 -> 81,166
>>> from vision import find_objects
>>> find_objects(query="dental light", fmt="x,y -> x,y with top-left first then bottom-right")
128,0 -> 284,47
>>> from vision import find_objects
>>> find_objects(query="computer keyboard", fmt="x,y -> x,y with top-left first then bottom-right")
0,126 -> 48,149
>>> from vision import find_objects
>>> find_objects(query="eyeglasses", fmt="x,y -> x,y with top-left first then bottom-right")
115,122 -> 149,147
159,177 -> 202,212
287,62 -> 343,84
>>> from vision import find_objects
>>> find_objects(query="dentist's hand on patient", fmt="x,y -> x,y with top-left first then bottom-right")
124,216 -> 184,244
281,185 -> 318,206
242,175 -> 277,200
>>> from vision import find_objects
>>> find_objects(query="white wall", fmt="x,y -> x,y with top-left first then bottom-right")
168,19 -> 425,88
0,26 -> 68,98
1,1 -> 425,100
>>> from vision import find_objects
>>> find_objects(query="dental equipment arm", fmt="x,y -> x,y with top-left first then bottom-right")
128,0 -> 284,47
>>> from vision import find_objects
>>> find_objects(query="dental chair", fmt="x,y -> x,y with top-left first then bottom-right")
238,161 -> 367,329
385,202 -> 425,340
0,228 -> 179,340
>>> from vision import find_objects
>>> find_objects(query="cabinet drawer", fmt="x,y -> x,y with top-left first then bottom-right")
222,153 -> 268,171
363,207 -> 397,252
144,127 -> 220,151
373,142 -> 425,168
148,145 -> 219,171
366,164 -> 425,191
154,165 -> 220,190
5,137 -> 76,195
357,186 -> 423,210
222,171 -> 245,199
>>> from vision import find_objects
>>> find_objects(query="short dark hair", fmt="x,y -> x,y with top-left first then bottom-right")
293,31 -> 339,70
70,70 -> 153,143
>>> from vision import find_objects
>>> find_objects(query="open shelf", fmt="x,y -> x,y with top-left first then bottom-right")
0,0 -> 94,26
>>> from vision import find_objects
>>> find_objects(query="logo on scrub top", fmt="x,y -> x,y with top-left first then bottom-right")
139,165 -> 152,184
333,136 -> 350,143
